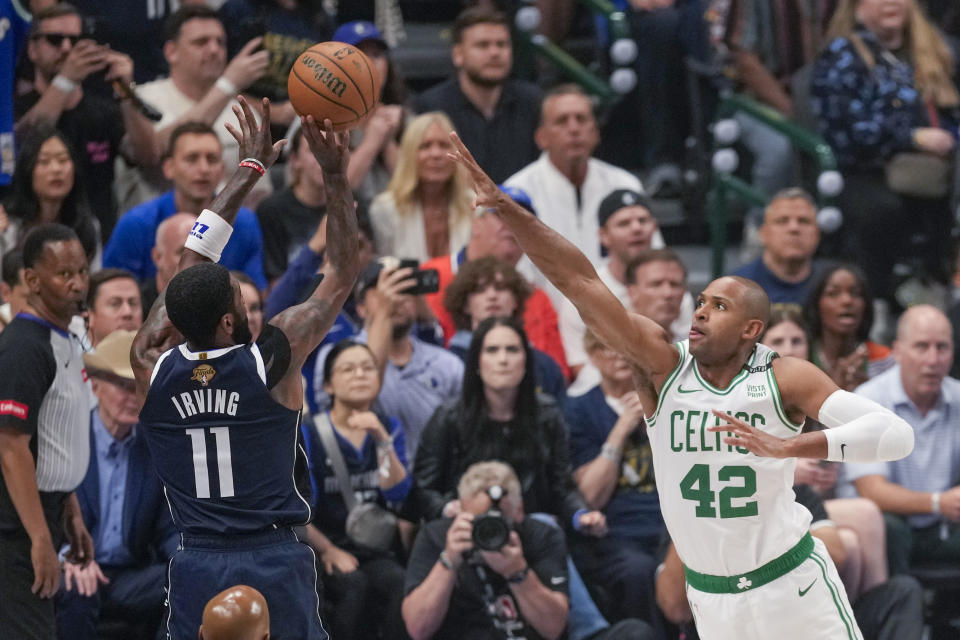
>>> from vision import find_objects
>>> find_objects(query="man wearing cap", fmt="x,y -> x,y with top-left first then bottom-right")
421,185 -> 569,379
413,6 -> 541,184
560,189 -> 692,394
56,329 -> 177,640
313,260 -> 464,463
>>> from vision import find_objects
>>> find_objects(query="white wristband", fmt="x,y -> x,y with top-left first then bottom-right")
184,209 -> 233,262
52,74 -> 77,93
215,76 -> 238,96
932,492 -> 941,515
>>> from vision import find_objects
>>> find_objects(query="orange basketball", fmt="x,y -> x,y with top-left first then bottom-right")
287,41 -> 381,132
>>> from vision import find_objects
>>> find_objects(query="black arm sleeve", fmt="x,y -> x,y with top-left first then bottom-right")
256,323 -> 292,390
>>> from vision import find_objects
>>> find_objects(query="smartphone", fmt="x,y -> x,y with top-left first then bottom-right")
398,259 -> 440,296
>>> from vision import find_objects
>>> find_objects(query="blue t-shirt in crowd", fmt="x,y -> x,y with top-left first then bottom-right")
564,386 -> 664,545
1,0 -> 30,185
731,257 -> 823,306
103,191 -> 267,289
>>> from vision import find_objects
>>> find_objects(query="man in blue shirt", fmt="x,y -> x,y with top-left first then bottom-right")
56,330 -> 177,640
731,188 -> 824,305
103,122 -> 267,289
0,0 -> 30,187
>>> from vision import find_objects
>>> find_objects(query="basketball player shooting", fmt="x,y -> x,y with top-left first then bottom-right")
130,96 -> 359,640
448,133 -> 914,640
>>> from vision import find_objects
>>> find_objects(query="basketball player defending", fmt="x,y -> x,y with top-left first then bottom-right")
130,97 -> 359,640
449,134 -> 913,640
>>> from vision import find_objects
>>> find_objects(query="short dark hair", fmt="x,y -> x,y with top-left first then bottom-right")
166,263 -> 234,348
87,268 -> 138,311
452,6 -> 510,43
22,224 -> 79,269
625,248 -> 687,286
540,84 -> 593,126
2,249 -> 24,289
166,121 -> 220,159
31,3 -> 81,36
164,4 -> 221,43
444,256 -> 532,331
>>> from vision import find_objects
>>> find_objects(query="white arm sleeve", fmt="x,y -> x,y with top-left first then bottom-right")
818,390 -> 914,462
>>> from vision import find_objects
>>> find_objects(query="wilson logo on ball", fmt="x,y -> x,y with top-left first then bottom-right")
299,55 -> 348,98
288,41 -> 381,132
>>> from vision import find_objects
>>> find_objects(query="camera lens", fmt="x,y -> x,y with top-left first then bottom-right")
472,510 -> 511,551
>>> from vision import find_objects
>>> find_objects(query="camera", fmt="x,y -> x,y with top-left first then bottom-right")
471,485 -> 512,551
397,259 -> 440,296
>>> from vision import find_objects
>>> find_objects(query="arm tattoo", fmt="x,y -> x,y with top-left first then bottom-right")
131,290 -> 182,387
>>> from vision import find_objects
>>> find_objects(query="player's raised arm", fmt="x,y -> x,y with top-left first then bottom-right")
130,96 -> 286,398
266,117 -> 360,397
448,132 -> 677,377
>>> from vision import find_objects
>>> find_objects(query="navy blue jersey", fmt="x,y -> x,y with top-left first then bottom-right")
140,341 -> 310,535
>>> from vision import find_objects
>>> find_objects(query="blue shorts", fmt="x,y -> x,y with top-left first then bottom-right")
164,528 -> 327,640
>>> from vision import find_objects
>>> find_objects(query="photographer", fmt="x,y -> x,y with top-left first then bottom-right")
402,461 -> 569,640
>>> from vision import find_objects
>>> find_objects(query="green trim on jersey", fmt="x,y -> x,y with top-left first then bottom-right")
646,341 -> 686,428
765,352 -> 804,432
684,532 -> 814,594
690,347 -> 758,396
810,550 -> 861,640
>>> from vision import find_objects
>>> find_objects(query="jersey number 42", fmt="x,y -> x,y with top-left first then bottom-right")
679,464 -> 758,518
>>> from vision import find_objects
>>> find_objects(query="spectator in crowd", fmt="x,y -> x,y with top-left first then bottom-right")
333,20 -> 406,205
83,268 -> 142,348
16,3 -> 160,239
760,305 -> 891,602
560,190 -> 690,393
844,304 -> 960,574
256,128 -> 325,283
656,484 -> 925,639
731,188 -> 825,305
442,255 -> 567,401
56,329 -> 177,640
231,271 -> 263,343
140,211 -> 195,312
413,6 -> 542,184
198,585 -> 271,640
299,340 -> 409,640
313,260 -> 464,463
369,112 -> 474,262
403,461 -> 571,640
505,85 -> 663,309
564,329 -> 666,631
811,0 -> 958,305
804,263 -> 894,391
2,124 -> 99,265
0,224 -> 94,639
422,185 -> 570,379
0,0 -> 30,189
0,249 -> 28,329
103,121 -> 267,290
120,4 -> 272,210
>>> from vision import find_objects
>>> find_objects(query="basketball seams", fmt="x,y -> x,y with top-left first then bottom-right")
289,66 -> 361,123
307,47 -> 371,113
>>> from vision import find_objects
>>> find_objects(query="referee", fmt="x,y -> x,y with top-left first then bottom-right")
0,224 -> 95,640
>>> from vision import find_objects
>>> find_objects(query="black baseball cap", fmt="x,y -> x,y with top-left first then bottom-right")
597,189 -> 653,228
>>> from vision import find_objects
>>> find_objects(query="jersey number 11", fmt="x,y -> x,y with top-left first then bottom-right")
186,427 -> 236,499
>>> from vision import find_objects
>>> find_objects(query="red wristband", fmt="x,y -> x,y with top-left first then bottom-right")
239,158 -> 266,176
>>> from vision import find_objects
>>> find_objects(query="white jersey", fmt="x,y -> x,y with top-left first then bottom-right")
646,340 -> 811,576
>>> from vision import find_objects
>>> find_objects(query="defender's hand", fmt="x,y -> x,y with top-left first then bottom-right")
709,410 -> 790,458
448,132 -> 500,211
225,95 -> 286,171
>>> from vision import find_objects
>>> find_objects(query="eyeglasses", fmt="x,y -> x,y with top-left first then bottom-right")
32,32 -> 81,47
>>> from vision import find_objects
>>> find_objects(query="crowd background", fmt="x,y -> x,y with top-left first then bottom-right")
2,0 -> 960,638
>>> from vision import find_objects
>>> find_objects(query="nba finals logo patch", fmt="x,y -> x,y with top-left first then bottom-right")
746,384 -> 766,399
191,364 -> 216,387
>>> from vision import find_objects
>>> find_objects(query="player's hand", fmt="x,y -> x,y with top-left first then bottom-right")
709,410 -> 790,458
103,50 -> 134,84
578,510 -> 608,537
30,538 -> 60,598
63,559 -> 109,597
448,132 -> 500,211
321,545 -> 359,574
444,511 -> 475,569
223,37 -> 271,92
613,391 -> 645,435
302,115 -> 350,175
225,95 -> 286,171
940,486 -> 960,522
479,530 -> 526,579
59,39 -> 108,84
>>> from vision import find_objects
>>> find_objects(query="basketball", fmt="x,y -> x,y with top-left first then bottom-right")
287,41 -> 381,132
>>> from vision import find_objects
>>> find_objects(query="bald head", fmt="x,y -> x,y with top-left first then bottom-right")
893,304 -> 953,410
725,276 -> 771,326
896,304 -> 952,342
198,586 -> 270,640
153,212 -> 197,292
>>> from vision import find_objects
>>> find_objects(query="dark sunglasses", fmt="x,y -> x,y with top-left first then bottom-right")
32,32 -> 81,47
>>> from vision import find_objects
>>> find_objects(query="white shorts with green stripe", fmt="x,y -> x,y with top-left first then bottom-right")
685,538 -> 862,640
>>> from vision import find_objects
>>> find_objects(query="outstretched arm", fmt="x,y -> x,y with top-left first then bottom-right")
131,96 -> 286,399
447,134 -> 677,379
267,118 -> 360,408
